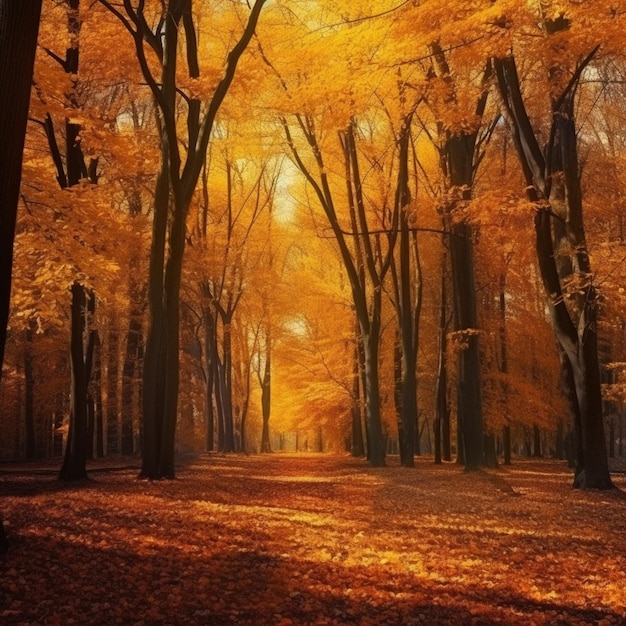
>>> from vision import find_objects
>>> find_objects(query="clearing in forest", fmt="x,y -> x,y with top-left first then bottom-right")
1,454 -> 626,625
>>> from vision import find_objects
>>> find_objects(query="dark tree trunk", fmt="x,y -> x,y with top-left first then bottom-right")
503,425 -> 512,466
391,113 -> 420,468
0,0 -> 42,381
121,312 -> 142,455
24,328 -> 36,460
101,0 -> 269,479
259,332 -> 272,453
107,330 -> 120,454
93,332 -> 104,458
449,217 -> 483,471
60,283 -> 91,481
203,303 -> 216,452
220,315 -> 235,453
350,329 -> 365,457
434,252 -> 450,464
496,50 -> 612,489
533,425 -> 542,457
282,118 -> 393,468
484,433 -> 498,469
431,45 -> 487,472
499,273 -> 512,465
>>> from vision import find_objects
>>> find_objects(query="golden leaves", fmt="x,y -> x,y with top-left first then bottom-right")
3,455 -> 626,624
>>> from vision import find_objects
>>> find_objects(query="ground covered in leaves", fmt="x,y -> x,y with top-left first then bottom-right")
1,454 -> 626,625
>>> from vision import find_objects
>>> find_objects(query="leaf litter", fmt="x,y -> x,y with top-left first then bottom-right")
1,454 -> 626,625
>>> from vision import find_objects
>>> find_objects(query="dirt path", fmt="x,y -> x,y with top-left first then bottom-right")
2,454 -> 626,625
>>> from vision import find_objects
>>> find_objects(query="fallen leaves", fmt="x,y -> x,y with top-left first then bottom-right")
1,454 -> 626,625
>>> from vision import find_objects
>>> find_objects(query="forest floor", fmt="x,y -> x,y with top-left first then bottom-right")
1,454 -> 626,625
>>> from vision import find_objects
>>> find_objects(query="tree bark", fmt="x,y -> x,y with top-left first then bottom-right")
496,50 -> 612,489
0,0 -> 42,384
60,283 -> 90,480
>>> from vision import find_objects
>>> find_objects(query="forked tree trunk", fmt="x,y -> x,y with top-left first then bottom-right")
98,0 -> 266,478
496,47 -> 612,489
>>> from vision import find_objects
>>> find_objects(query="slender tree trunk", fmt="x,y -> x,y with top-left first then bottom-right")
23,328 -> 36,459
393,113 -> 420,468
259,329 -> 272,453
121,313 -> 142,455
220,315 -> 235,453
203,305 -> 216,452
350,328 -> 365,457
107,330 -> 120,454
60,283 -> 90,480
92,332 -> 104,458
499,273 -> 512,465
362,327 -> 385,467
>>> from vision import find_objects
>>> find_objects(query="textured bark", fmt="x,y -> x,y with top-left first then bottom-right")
431,45 -> 488,471
0,0 -> 42,377
495,45 -> 612,489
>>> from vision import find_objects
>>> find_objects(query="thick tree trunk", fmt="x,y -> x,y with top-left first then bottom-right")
440,131 -> 484,471
0,0 -> 42,379
496,52 -> 611,488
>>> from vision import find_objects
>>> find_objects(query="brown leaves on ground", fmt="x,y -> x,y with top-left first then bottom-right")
1,454 -> 626,625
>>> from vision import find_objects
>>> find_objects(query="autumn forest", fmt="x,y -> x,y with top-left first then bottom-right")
2,0 -> 626,622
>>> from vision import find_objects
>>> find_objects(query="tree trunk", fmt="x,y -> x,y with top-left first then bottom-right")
496,50 -> 612,489
23,328 -> 36,459
0,0 -> 42,378
362,328 -> 385,467
259,332 -> 272,453
350,329 -> 365,457
60,283 -> 90,480
434,251 -> 450,464
220,315 -> 235,453
107,330 -> 120,454
93,332 -> 104,458
203,305 -> 216,452
393,113 -> 420,468
121,314 -> 142,455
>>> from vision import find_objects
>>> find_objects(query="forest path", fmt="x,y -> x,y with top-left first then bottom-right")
1,454 -> 626,625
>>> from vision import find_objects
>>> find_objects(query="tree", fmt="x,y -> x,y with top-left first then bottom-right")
0,0 -> 43,552
100,0 -> 267,478
495,9 -> 614,488
0,0 -> 43,385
